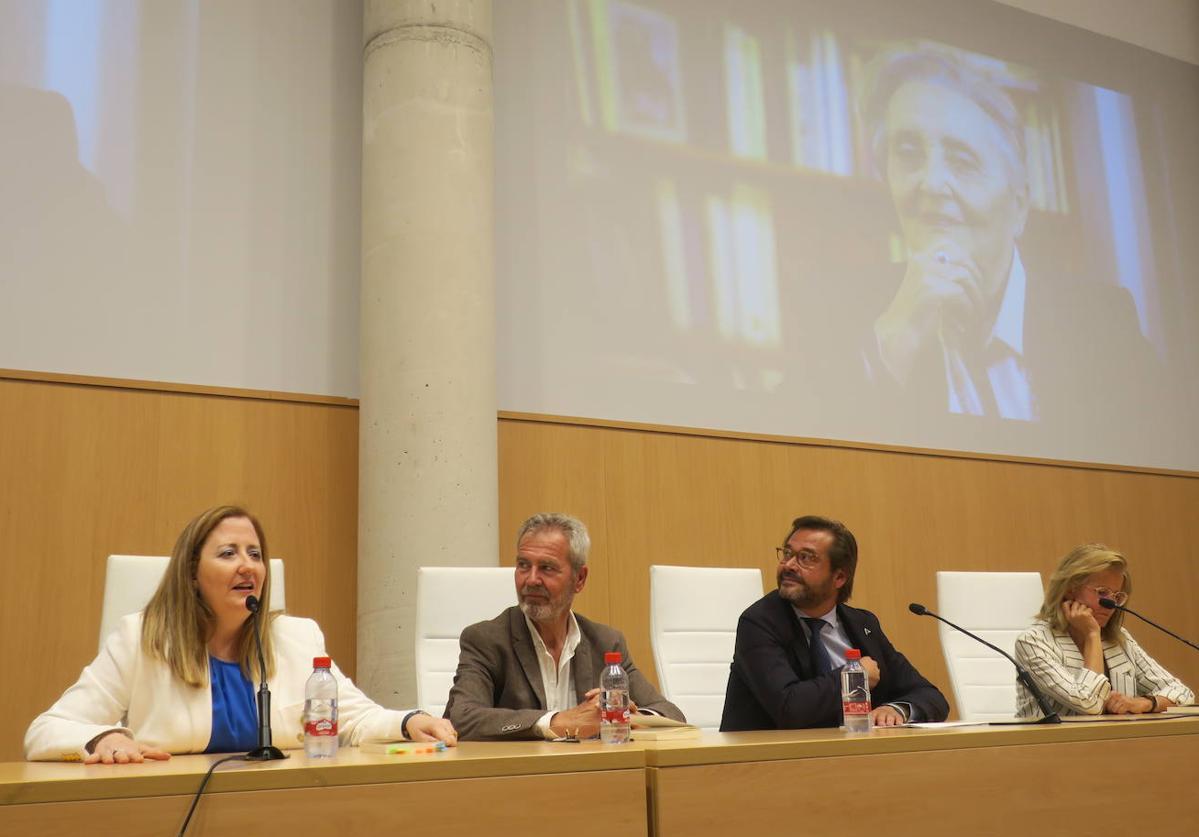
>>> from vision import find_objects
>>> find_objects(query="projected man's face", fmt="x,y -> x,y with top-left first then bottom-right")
884,80 -> 1028,286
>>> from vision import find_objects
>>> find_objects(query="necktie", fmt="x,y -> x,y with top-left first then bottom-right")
802,617 -> 833,675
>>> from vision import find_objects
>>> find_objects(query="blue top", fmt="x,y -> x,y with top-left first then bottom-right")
206,657 -> 258,754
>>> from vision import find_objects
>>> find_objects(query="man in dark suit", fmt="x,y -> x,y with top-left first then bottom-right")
721,515 -> 948,731
445,513 -> 684,740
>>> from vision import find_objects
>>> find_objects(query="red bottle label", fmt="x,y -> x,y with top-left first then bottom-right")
305,718 -> 338,737
601,706 -> 630,724
842,700 -> 870,715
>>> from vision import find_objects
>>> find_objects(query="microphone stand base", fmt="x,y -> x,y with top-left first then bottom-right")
244,746 -> 288,761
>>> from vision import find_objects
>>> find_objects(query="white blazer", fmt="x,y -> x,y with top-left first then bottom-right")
25,613 -> 417,761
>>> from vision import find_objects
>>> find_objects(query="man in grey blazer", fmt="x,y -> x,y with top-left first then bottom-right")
445,513 -> 684,740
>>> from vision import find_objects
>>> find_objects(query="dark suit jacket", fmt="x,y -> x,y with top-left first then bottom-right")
720,591 -> 948,731
445,606 -> 685,740
859,262 -> 1166,454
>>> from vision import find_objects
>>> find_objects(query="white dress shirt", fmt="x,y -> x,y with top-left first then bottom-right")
794,604 -> 852,668
943,249 -> 1036,421
525,611 -> 583,739
796,604 -> 918,721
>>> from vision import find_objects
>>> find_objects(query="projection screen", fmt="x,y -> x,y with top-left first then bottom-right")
494,0 -> 1199,470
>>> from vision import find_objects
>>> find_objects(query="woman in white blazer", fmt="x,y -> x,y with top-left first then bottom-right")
26,505 -> 456,762
1013,543 -> 1193,719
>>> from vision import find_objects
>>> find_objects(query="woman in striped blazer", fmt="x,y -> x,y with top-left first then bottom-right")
1013,544 -> 1193,718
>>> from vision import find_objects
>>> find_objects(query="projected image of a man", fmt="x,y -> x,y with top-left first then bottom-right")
869,49 -> 1033,419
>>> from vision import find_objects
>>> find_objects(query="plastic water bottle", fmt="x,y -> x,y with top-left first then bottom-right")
304,656 -> 339,757
599,651 -> 631,744
841,648 -> 872,733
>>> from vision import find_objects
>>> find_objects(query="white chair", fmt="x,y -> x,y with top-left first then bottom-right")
415,566 -> 516,719
98,554 -> 286,651
649,565 -> 764,730
935,571 -> 1044,720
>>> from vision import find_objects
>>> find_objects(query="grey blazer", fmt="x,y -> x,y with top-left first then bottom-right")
444,606 -> 685,740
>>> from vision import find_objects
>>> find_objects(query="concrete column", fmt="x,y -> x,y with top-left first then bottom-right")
358,0 -> 496,707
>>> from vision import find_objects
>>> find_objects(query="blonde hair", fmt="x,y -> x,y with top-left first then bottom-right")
141,506 -> 276,687
1038,543 -> 1130,642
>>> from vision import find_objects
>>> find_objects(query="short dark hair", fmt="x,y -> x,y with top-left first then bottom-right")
785,515 -> 858,603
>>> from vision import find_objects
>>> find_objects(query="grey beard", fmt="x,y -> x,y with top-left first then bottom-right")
519,599 -> 552,622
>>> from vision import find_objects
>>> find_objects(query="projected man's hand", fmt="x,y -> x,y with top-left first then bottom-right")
874,241 -> 984,384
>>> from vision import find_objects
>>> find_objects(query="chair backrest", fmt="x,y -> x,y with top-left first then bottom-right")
415,566 -> 516,718
99,554 -> 286,651
935,570 -> 1044,720
650,565 -> 764,730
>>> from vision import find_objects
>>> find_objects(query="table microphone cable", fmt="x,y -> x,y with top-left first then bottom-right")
177,754 -> 244,837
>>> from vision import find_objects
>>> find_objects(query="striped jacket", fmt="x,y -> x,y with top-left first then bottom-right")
1013,620 -> 1193,718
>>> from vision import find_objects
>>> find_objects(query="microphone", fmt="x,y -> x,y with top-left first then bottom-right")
1098,598 -> 1199,653
244,594 -> 288,761
909,602 -> 1060,724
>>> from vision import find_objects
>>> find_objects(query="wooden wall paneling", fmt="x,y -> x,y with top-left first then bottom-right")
2,380 -> 163,764
1089,469 -> 1199,688
149,393 -> 360,671
496,416 -> 1199,723
600,431 -> 780,689
497,419 -> 612,623
5,382 -> 1195,762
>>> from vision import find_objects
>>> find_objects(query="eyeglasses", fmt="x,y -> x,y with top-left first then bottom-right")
775,547 -> 823,569
1086,586 -> 1128,607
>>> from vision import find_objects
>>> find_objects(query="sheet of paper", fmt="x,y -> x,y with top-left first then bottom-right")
1058,712 -> 1191,723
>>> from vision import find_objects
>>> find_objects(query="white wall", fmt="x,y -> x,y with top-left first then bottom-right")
0,0 -> 363,397
996,0 -> 1199,66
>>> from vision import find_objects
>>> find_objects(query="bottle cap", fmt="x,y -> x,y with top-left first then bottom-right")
313,656 -> 332,669
845,649 -> 861,660
604,651 -> 622,664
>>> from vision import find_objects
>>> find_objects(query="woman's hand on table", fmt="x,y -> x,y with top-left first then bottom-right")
406,714 -> 458,746
84,731 -> 171,765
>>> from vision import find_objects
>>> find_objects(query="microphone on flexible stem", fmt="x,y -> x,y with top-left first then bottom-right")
244,594 -> 288,761
908,602 -> 1060,724
1099,598 -> 1199,653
